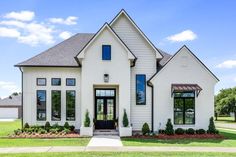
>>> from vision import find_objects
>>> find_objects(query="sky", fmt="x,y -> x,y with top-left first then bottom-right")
0,0 -> 235,98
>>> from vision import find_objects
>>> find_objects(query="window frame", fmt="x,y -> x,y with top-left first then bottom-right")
102,45 -> 111,60
136,74 -> 146,105
37,78 -> 46,86
66,78 -> 76,86
66,90 -> 76,121
51,90 -> 61,121
51,78 -> 61,86
173,91 -> 195,125
36,90 -> 47,121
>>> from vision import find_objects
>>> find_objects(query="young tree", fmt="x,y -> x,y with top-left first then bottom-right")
215,87 -> 236,122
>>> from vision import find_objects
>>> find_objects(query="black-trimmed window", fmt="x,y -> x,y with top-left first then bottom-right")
136,74 -> 146,105
51,90 -> 61,121
66,78 -> 76,86
66,90 -> 76,121
37,78 -> 46,86
102,45 -> 111,60
37,90 -> 46,121
51,78 -> 61,86
174,92 -> 195,125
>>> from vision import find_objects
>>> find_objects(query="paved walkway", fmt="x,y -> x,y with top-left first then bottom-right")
1,146 -> 236,153
87,135 -> 123,147
216,122 -> 236,130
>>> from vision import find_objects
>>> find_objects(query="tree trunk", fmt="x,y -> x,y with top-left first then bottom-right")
234,111 -> 236,122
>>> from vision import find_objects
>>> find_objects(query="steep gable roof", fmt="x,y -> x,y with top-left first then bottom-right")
110,9 -> 163,59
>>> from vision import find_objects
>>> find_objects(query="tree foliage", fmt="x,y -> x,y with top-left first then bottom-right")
215,87 -> 236,121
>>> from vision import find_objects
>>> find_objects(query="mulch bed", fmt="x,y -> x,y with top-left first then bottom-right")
8,133 -> 81,139
131,134 -> 224,139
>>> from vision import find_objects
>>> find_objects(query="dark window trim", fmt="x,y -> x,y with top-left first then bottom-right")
102,45 -> 111,60
66,78 -> 76,86
66,90 -> 76,121
136,74 -> 146,105
37,78 -> 46,86
174,95 -> 195,125
36,90 -> 46,121
51,90 -> 61,121
51,78 -> 61,86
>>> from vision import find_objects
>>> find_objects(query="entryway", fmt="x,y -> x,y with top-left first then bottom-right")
94,89 -> 116,130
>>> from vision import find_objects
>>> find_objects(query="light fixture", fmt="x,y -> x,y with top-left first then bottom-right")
104,74 -> 109,83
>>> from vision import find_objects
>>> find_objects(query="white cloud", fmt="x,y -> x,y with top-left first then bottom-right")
0,20 -> 26,27
0,27 -> 20,38
49,16 -> 77,25
0,81 -> 20,95
59,31 -> 72,40
166,30 -> 197,42
4,11 -> 35,21
216,60 -> 236,69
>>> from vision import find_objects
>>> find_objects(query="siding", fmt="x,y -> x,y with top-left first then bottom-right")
111,14 -> 156,130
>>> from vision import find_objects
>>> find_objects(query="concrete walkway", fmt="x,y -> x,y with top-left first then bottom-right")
1,146 -> 236,153
87,135 -> 123,147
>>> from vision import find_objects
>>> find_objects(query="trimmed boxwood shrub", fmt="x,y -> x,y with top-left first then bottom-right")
165,119 -> 174,135
142,123 -> 150,135
64,122 -> 70,129
45,121 -> 51,131
207,117 -> 219,134
84,110 -> 91,127
24,123 -> 30,129
158,129 -> 165,134
123,109 -> 129,127
175,128 -> 185,135
186,128 -> 195,135
196,129 -> 206,134
70,125 -> 75,131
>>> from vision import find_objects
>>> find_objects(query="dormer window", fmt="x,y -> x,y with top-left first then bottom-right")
102,45 -> 111,60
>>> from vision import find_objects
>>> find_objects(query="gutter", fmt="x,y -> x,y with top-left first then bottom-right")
19,67 -> 23,129
147,81 -> 154,132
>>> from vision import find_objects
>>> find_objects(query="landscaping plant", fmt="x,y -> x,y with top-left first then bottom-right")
24,123 -> 29,129
45,121 -> 51,131
64,122 -> 70,129
142,123 -> 150,135
123,109 -> 129,127
165,119 -> 174,135
208,117 -> 219,134
186,128 -> 195,135
175,128 -> 185,135
84,110 -> 91,127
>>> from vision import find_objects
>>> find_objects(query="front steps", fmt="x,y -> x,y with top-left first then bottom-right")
93,129 -> 119,136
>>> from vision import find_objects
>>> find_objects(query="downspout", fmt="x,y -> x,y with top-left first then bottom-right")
19,67 -> 23,129
147,81 -> 154,132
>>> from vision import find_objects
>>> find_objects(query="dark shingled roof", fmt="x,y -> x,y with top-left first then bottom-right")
0,94 -> 21,106
15,33 -> 172,67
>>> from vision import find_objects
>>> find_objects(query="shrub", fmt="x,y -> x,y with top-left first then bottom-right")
84,110 -> 91,127
122,109 -> 129,127
142,123 -> 150,135
14,129 -> 22,135
165,119 -> 174,135
24,123 -> 30,129
38,128 -> 47,134
158,129 -> 165,134
64,122 -> 70,129
207,117 -> 218,134
62,128 -> 71,134
70,125 -> 75,131
196,129 -> 206,134
186,128 -> 195,135
31,125 -> 41,133
52,123 -> 60,129
49,128 -> 59,134
175,128 -> 185,135
45,121 -> 51,131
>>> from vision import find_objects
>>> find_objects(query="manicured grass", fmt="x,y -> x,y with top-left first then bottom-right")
215,116 -> 235,123
0,120 -> 21,137
122,129 -> 236,147
1,152 -> 236,157
0,138 -> 90,147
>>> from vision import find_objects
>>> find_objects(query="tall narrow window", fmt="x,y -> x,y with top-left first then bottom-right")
136,74 -> 146,105
174,92 -> 195,125
37,90 -> 46,121
51,90 -> 61,121
66,90 -> 76,121
102,45 -> 111,60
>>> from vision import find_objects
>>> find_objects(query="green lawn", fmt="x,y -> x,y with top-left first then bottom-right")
122,129 -> 236,147
1,152 -> 236,157
0,119 -> 21,137
215,116 -> 235,123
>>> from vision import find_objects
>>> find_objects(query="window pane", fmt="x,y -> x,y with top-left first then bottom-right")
37,78 -> 46,86
174,112 -> 184,124
96,99 -> 104,120
52,78 -> 61,86
37,90 -> 46,121
174,99 -> 184,112
174,92 -> 195,98
51,91 -> 61,121
107,99 -> 114,120
102,45 -> 111,60
136,75 -> 146,105
66,91 -> 75,121
185,98 -> 195,124
66,78 -> 75,86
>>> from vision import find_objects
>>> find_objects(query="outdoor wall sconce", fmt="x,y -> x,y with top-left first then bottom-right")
104,74 -> 109,83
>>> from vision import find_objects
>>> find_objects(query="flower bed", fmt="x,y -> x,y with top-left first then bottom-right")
9,132 -> 80,139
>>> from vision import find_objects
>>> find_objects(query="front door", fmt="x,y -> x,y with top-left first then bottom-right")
95,89 -> 116,129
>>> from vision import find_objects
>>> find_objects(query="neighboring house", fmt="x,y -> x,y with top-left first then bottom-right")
0,94 -> 22,119
15,10 -> 218,136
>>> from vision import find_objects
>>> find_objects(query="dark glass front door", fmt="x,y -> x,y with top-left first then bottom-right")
95,89 -> 116,129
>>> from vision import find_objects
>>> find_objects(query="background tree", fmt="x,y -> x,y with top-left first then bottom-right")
215,87 -> 236,122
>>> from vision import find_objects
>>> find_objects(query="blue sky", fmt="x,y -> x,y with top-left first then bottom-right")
0,0 -> 235,98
